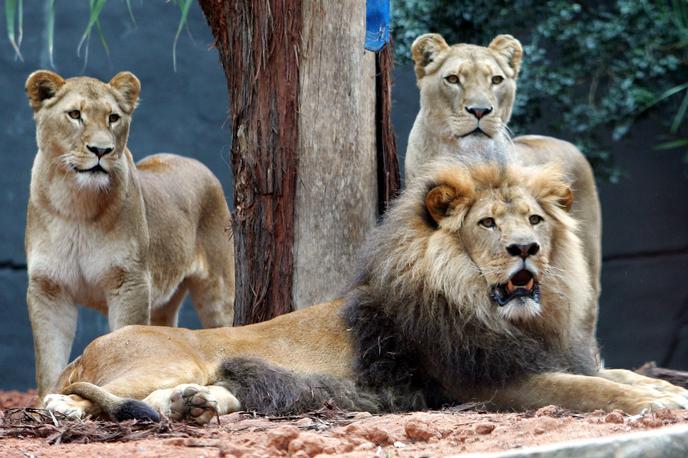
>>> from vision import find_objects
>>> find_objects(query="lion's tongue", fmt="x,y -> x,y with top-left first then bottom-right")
506,275 -> 534,294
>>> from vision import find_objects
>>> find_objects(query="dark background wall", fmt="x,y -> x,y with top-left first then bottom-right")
1,1 -> 687,390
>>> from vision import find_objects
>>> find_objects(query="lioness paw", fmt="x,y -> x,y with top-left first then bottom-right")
169,384 -> 218,425
43,394 -> 86,419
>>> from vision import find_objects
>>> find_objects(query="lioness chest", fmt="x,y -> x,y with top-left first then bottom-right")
27,213 -> 144,310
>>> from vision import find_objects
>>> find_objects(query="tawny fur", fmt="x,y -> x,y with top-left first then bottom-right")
25,70 -> 235,397
403,33 -> 602,310
43,160 -> 688,423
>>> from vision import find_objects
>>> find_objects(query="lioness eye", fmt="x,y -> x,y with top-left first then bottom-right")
68,110 -> 81,120
479,217 -> 496,228
529,215 -> 544,225
109,113 -> 120,123
445,75 -> 460,84
491,75 -> 504,85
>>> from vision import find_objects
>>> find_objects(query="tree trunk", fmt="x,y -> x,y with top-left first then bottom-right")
199,0 -> 398,323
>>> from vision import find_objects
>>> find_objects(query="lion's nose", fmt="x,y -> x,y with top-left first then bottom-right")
465,105 -> 493,119
87,145 -> 114,158
506,243 -> 540,258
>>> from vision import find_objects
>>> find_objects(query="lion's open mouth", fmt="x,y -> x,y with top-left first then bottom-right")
76,164 -> 107,174
491,269 -> 540,306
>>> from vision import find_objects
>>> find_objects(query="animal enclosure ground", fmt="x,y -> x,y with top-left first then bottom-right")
2,391 -> 688,457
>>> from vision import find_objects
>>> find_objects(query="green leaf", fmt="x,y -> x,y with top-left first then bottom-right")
47,0 -> 55,67
77,0 -> 108,58
125,0 -> 136,26
671,89 -> 688,133
17,0 -> 22,48
172,0 -> 192,72
655,139 -> 688,150
5,0 -> 23,61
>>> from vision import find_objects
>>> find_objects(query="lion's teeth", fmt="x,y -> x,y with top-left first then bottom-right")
526,278 -> 534,290
507,280 -> 515,293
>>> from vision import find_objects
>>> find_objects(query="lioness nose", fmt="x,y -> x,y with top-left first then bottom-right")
87,145 -> 114,158
506,243 -> 540,258
466,105 -> 493,119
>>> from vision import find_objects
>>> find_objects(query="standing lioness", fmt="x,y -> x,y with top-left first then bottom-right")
25,70 -> 235,397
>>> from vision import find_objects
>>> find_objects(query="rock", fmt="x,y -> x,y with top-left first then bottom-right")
267,426 -> 300,451
288,437 -> 324,457
533,427 -> 545,435
364,426 -> 393,445
352,411 -> 373,419
535,405 -> 565,417
475,422 -> 496,435
404,420 -> 440,442
295,417 -> 314,427
604,410 -> 625,424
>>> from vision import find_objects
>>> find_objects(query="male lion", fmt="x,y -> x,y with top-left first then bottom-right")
404,33 -> 602,310
43,160 -> 686,423
25,70 -> 235,398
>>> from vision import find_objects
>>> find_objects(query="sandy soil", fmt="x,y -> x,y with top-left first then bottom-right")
2,391 -> 688,457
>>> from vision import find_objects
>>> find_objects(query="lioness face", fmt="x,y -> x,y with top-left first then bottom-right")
411,34 -> 522,147
425,164 -> 573,323
26,71 -> 140,190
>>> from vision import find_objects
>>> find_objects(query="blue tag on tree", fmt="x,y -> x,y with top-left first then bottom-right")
365,0 -> 390,52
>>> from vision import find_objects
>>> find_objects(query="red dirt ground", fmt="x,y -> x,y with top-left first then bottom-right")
2,390 -> 688,457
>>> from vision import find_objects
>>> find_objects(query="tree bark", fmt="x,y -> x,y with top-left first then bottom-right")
199,0 -> 399,322
292,1 -> 378,309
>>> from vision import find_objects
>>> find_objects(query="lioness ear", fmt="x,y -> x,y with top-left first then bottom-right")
109,71 -> 141,113
411,33 -> 449,79
488,34 -> 523,77
25,70 -> 65,111
425,178 -> 473,225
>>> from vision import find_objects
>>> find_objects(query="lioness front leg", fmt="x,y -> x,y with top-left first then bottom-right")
104,268 -> 151,329
27,277 -> 78,398
144,384 -> 240,425
485,372 -> 688,414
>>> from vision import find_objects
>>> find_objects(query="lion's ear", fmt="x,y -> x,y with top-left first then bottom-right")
411,33 -> 449,79
25,70 -> 65,111
488,34 -> 523,77
557,187 -> 574,212
425,179 -> 473,224
109,71 -> 141,113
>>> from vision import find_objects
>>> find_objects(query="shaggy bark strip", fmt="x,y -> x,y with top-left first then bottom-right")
199,0 -> 301,324
375,42 -> 400,216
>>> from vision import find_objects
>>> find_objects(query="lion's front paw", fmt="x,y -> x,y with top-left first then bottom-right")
43,394 -> 86,419
168,384 -> 218,425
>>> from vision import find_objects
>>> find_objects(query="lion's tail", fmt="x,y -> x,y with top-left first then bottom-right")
63,382 -> 160,422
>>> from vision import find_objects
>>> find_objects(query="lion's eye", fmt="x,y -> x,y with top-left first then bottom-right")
109,113 -> 121,123
479,217 -> 496,228
445,75 -> 460,85
529,215 -> 544,225
491,75 -> 504,85
68,110 -> 81,120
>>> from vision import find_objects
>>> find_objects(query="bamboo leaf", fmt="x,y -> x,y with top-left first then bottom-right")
5,0 -> 23,61
172,0 -> 192,72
